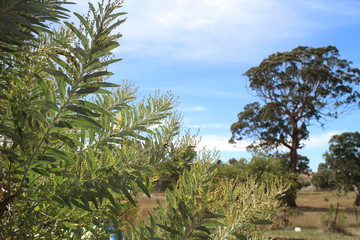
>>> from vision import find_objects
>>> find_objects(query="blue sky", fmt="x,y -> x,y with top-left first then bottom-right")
71,0 -> 360,171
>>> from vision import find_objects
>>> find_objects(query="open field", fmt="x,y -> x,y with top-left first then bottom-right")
136,190 -> 360,239
268,190 -> 360,239
268,228 -> 360,240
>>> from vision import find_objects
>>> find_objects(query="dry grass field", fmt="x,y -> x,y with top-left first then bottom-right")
268,190 -> 360,239
136,190 -> 360,239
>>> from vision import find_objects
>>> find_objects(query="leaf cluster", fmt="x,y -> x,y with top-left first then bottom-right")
0,1 -> 185,238
129,154 -> 288,240
231,46 -> 360,158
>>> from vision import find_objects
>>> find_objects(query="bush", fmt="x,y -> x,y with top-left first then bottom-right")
130,153 -> 288,239
322,204 -> 348,234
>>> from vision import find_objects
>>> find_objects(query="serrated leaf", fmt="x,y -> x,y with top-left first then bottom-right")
32,99 -> 59,111
53,196 -> 65,205
64,21 -> 89,50
157,224 -> 180,235
80,195 -> 91,211
45,147 -> 75,166
0,124 -> 22,144
63,222 -> 77,230
1,150 -> 21,163
5,177 -> 22,183
83,71 -> 111,82
202,221 -> 226,228
120,185 -> 136,206
50,132 -> 76,148
36,155 -> 56,163
54,120 -> 73,129
73,100 -> 111,116
43,68 -> 67,77
70,46 -> 86,59
74,12 -> 92,35
23,108 -> 47,123
70,199 -> 88,211
86,146 -> 96,170
70,115 -> 103,129
93,89 -> 112,94
75,87 -> 100,94
60,196 -> 72,209
99,184 -> 117,208
32,167 -> 50,176
8,170 -> 25,175
178,200 -> 188,222
232,232 -> 248,240
136,180 -> 151,198
66,105 -> 100,117
83,82 -> 119,88
85,58 -> 122,72
104,18 -> 126,36
195,226 -> 211,234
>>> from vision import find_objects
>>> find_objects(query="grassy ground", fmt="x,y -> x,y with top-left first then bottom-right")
267,190 -> 360,239
267,228 -> 360,240
136,190 -> 360,239
137,192 -> 166,217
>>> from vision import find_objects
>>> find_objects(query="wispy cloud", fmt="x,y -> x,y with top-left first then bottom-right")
67,0 -> 360,64
196,134 -> 250,152
197,131 -> 343,153
304,131 -> 342,149
180,106 -> 207,112
188,123 -> 228,129
117,0 -> 360,63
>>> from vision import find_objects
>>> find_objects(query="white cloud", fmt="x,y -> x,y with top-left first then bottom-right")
304,131 -> 342,149
196,134 -> 250,152
188,123 -> 228,129
180,106 -> 207,112
116,0 -> 360,63
67,0 -> 360,63
196,131 -> 343,153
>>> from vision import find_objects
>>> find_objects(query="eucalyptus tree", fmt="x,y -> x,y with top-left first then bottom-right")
230,46 -> 360,173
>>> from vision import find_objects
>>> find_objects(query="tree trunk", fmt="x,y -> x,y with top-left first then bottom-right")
354,185 -> 360,206
289,147 -> 297,173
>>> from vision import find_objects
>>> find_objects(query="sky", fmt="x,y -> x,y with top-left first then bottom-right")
70,0 -> 360,171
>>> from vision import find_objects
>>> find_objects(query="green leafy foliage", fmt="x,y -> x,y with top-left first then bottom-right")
230,46 -> 360,173
1,1 -> 290,239
0,0 -> 73,65
0,0 -> 184,238
216,153 -> 299,207
324,132 -> 360,205
311,163 -> 336,189
128,153 -> 288,240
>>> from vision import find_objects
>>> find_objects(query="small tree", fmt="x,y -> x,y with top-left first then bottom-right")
230,46 -> 360,173
325,132 -> 360,205
217,153 -> 299,207
311,163 -> 335,189
275,153 -> 310,174
131,153 -> 288,240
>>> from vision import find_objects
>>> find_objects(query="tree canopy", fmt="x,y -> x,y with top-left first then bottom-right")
325,132 -> 360,205
230,46 -> 360,173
